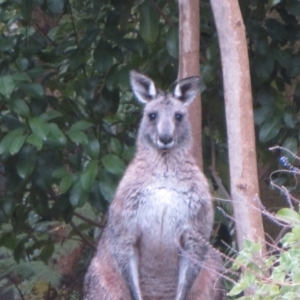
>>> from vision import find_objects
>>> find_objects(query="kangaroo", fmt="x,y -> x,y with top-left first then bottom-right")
84,71 -> 226,300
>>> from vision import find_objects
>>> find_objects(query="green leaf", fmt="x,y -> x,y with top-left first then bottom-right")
101,154 -> 125,175
10,134 -> 27,155
265,19 -> 288,43
291,267 -> 300,283
201,64 -> 215,84
69,120 -> 93,132
139,1 -> 159,44
259,116 -> 281,142
15,58 -> 30,72
117,68 -> 130,91
9,99 -> 30,117
59,175 -> 74,194
295,82 -> 300,98
94,41 -> 114,73
254,106 -> 274,125
39,110 -> 62,122
282,137 -> 298,163
80,160 -> 98,190
286,3 -> 300,16
40,242 -> 55,263
271,0 -> 281,6
14,239 -> 26,263
0,232 -> 18,249
29,117 -> 49,140
0,75 -> 15,97
47,0 -> 64,14
101,84 -> 121,112
20,0 -> 33,22
83,135 -> 100,159
272,268 -> 286,283
19,83 -> 44,98
122,147 -> 135,162
17,146 -> 36,179
287,57 -> 300,77
256,86 -> 274,106
228,281 -> 247,296
273,49 -> 291,69
283,111 -> 297,129
254,57 -> 274,82
98,170 -> 117,202
52,168 -> 69,179
110,137 -> 122,155
70,181 -> 88,207
68,131 -> 88,145
277,208 -> 300,224
0,127 -> 25,155
12,72 -> 31,83
26,134 -> 43,150
166,27 -> 179,58
48,123 -> 67,145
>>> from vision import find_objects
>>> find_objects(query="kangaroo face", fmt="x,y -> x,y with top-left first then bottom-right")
130,71 -> 200,152
141,96 -> 189,151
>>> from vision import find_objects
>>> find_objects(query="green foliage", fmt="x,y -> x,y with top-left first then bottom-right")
229,208 -> 300,299
201,0 -> 300,179
247,1 -> 300,159
0,0 -> 180,297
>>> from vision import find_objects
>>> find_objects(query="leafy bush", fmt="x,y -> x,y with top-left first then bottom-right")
0,0 -> 179,298
229,208 -> 300,299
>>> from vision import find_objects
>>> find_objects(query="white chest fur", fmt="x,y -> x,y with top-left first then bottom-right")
137,182 -> 190,243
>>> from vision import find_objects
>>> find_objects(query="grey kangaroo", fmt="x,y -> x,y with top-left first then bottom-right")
84,71 -> 226,300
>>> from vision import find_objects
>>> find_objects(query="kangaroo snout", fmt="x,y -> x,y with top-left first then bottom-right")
158,134 -> 174,149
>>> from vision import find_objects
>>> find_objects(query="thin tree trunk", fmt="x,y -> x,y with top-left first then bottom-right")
210,0 -> 266,251
178,0 -> 202,169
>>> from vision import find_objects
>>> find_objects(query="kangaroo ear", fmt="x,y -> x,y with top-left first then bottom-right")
173,76 -> 200,105
130,70 -> 157,104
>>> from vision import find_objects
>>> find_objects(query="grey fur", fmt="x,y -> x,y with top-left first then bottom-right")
84,71 -> 226,300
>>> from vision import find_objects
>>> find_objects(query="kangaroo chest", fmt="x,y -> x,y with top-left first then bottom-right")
137,178 -> 191,243
136,177 -> 193,298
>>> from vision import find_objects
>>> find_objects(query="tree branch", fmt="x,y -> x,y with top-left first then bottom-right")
69,221 -> 96,250
149,0 -> 173,27
73,211 -> 106,228
7,275 -> 25,300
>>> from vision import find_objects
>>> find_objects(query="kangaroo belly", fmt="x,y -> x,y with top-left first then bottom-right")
137,186 -> 189,298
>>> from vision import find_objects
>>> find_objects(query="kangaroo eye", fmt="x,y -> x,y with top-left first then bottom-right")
148,113 -> 157,121
175,113 -> 183,122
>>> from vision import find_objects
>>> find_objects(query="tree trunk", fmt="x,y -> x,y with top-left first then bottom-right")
178,0 -> 202,169
210,0 -> 266,251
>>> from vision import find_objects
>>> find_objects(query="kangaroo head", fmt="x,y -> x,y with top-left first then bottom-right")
130,70 -> 200,152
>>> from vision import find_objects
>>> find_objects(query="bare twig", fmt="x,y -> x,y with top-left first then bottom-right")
210,167 -> 231,200
269,145 -> 300,163
274,227 -> 291,246
73,211 -> 106,228
149,0 -> 174,27
69,221 -> 96,250
34,22 -> 57,47
7,275 -> 26,300
207,116 -> 231,201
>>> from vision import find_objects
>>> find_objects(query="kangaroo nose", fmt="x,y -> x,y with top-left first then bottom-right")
159,135 -> 173,145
